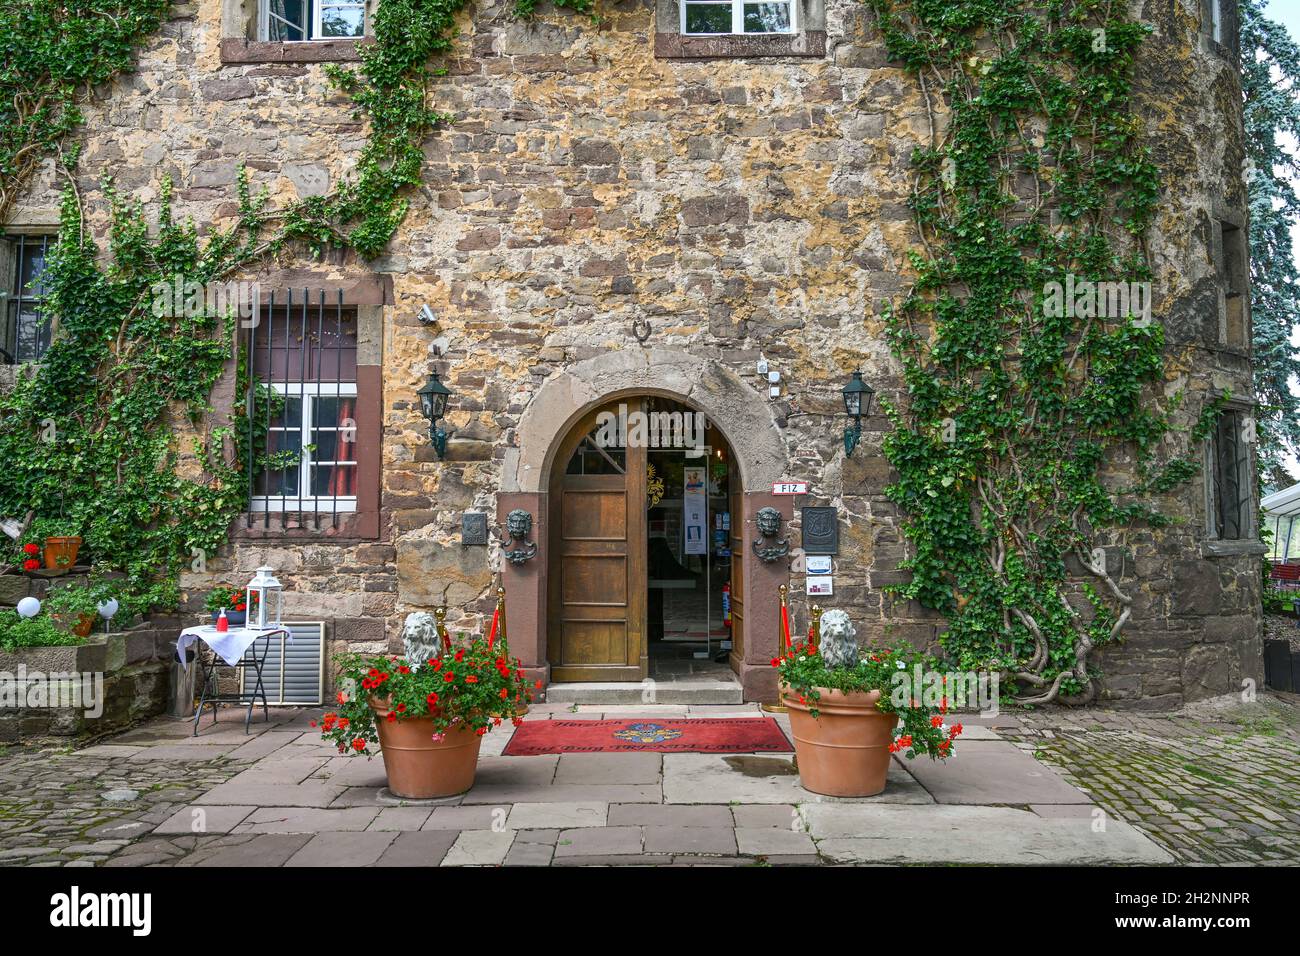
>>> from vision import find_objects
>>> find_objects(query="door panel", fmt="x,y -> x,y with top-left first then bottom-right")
729,487 -> 745,671
547,403 -> 647,682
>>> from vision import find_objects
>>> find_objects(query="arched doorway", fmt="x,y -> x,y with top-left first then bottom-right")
546,397 -> 743,683
497,350 -> 791,702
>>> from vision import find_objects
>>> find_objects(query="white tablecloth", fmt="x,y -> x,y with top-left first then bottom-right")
177,625 -> 291,668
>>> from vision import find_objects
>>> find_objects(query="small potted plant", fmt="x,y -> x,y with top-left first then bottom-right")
317,624 -> 537,799
204,585 -> 257,627
38,522 -> 82,574
776,609 -> 960,797
43,585 -> 101,638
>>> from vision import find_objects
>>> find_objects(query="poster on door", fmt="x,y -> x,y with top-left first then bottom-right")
683,466 -> 707,556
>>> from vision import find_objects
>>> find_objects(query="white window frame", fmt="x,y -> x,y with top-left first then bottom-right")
259,0 -> 365,42
680,0 -> 798,37
250,381 -> 359,513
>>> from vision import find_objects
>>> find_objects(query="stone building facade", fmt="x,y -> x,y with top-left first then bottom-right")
3,0 -> 1263,707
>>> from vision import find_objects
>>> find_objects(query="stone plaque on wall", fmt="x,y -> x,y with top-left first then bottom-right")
801,507 -> 839,555
461,512 -> 488,546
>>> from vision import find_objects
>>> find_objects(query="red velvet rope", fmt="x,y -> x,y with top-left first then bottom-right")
487,606 -> 500,650
781,603 -> 791,654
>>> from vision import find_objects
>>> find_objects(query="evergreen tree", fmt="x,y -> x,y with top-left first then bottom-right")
1242,0 -> 1300,491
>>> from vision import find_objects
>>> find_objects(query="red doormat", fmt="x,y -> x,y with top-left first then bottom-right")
503,717 -> 793,756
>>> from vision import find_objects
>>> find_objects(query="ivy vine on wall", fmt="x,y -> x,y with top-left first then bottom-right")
868,0 -> 1221,703
0,0 -> 591,605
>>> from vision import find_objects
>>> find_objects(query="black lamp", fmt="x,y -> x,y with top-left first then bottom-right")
417,370 -> 452,459
842,370 -> 875,458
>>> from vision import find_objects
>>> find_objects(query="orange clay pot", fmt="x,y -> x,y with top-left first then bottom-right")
782,686 -> 898,797
370,698 -> 482,799
43,537 -> 82,573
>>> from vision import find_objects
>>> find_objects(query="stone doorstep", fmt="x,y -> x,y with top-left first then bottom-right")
546,681 -> 743,705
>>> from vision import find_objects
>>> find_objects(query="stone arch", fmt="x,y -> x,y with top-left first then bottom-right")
502,349 -> 786,494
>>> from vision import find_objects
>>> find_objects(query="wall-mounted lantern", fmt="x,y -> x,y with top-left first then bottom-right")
417,369 -> 452,460
842,370 -> 876,458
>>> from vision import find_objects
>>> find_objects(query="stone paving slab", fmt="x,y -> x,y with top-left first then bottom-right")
643,825 -> 737,855
442,829 -> 516,866
368,807 -> 433,831
286,831 -> 397,867
423,805 -> 505,830
155,805 -> 254,835
374,831 -> 458,867
800,804 -> 1173,864
663,754 -> 931,805
735,827 -> 817,856
462,783 -> 662,804
554,752 -> 662,785
608,803 -> 733,827
195,781 -> 344,807
177,834 -> 314,867
234,806 -> 380,833
506,801 -> 608,829
899,740 -> 1093,805
554,826 -> 643,858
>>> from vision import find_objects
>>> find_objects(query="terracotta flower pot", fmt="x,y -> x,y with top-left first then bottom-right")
782,686 -> 899,797
54,613 -> 95,638
370,698 -> 482,799
43,537 -> 82,573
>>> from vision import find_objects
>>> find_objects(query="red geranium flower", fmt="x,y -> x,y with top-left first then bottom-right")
465,675 -> 478,684
396,703 -> 406,713
444,672 -> 456,682
499,688 -> 509,699
23,543 -> 39,556
931,715 -> 943,728
22,559 -> 39,571
426,692 -> 439,706
352,738 -> 366,751
386,712 -> 397,722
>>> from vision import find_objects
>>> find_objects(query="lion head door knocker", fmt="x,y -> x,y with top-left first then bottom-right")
501,508 -> 538,565
751,506 -> 790,563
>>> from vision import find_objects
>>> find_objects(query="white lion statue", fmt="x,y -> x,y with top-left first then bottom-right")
817,609 -> 858,670
401,612 -> 443,669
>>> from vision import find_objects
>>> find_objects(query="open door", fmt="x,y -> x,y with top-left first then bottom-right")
547,402 -> 648,682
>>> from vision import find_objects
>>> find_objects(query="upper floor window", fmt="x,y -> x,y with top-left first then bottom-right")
1,234 -> 53,365
1216,218 -> 1249,349
260,0 -> 364,42
682,1 -> 795,35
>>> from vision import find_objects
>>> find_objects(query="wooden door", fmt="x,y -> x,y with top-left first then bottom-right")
728,486 -> 745,672
547,403 -> 648,682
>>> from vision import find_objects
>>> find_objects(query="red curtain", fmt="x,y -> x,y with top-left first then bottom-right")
327,397 -> 358,497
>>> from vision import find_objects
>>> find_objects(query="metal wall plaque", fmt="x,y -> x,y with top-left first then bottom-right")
801,507 -> 839,555
461,512 -> 488,546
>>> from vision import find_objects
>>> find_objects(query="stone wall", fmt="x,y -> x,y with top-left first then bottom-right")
0,621 -> 178,744
4,0 -> 1263,705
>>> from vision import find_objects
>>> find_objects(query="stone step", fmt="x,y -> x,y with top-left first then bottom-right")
545,680 -> 744,705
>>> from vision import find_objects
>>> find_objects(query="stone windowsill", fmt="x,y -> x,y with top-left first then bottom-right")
654,31 -> 827,59
233,511 -> 380,541
1202,539 -> 1268,558
219,38 -> 372,65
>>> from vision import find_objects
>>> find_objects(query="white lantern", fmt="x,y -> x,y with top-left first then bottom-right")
245,566 -> 283,630
16,597 -> 40,619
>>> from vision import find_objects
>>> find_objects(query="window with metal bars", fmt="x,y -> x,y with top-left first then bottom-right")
1208,408 -> 1254,540
245,290 -> 360,528
1,235 -> 53,364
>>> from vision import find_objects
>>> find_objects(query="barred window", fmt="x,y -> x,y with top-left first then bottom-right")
246,290 -> 361,527
1207,408 -> 1253,540
1,234 -> 53,364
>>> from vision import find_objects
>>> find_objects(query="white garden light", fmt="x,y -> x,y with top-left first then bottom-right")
16,596 -> 41,618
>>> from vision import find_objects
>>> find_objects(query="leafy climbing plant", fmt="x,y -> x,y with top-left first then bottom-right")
0,0 -> 591,604
869,0 -> 1221,704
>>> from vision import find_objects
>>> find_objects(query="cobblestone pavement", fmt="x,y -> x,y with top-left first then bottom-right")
5,696 -> 1295,867
1000,693 -> 1300,865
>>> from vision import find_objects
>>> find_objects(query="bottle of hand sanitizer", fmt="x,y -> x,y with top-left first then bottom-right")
216,608 -> 229,633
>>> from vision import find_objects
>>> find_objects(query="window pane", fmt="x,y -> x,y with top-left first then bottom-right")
685,3 -> 733,34
743,2 -> 791,33
320,5 -> 364,37
19,243 -> 49,297
267,0 -> 307,40
251,306 -> 357,382
15,306 -> 50,363
310,463 -> 357,496
311,395 -> 358,464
